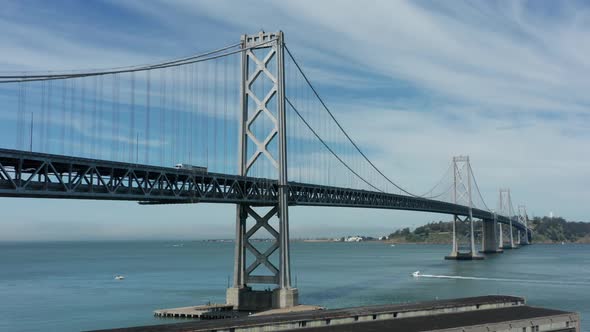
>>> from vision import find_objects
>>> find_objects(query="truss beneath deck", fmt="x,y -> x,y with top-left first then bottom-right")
0,148 -> 528,234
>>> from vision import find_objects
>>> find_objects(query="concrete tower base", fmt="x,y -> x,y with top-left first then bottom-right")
272,287 -> 299,309
226,287 -> 298,312
445,252 -> 485,260
481,218 -> 502,254
480,249 -> 503,254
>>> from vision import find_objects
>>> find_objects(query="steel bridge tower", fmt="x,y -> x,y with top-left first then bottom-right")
226,31 -> 298,311
445,156 -> 483,260
498,188 -> 517,249
518,205 -> 530,245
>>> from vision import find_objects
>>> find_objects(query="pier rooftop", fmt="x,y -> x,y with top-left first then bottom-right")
90,295 -> 579,332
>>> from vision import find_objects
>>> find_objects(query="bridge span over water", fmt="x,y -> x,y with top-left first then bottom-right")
0,31 -> 531,310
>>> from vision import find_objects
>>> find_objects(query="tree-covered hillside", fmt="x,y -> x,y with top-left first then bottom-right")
530,216 -> 590,243
386,217 -> 590,244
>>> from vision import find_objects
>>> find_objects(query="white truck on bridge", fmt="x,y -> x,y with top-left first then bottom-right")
174,164 -> 207,173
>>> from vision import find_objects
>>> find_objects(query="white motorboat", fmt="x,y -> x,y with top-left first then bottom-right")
412,271 -> 421,278
114,275 -> 125,280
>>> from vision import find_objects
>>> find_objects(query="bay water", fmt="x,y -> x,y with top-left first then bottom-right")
0,241 -> 588,332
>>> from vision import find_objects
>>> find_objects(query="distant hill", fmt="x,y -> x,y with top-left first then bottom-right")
386,217 -> 590,244
530,216 -> 590,243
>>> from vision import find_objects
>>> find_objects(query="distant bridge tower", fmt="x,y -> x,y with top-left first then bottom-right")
445,156 -> 483,260
498,188 -> 517,249
518,205 -> 530,245
226,31 -> 298,311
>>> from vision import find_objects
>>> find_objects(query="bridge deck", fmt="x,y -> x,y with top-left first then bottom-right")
0,149 -> 528,231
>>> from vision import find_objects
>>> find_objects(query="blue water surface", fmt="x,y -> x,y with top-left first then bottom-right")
0,241 -> 587,332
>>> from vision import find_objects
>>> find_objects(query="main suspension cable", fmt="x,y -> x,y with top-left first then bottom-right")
468,163 -> 491,211
0,39 -> 277,83
286,44 -> 436,198
286,97 -> 383,193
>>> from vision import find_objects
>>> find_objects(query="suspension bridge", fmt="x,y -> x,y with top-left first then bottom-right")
0,31 -> 531,310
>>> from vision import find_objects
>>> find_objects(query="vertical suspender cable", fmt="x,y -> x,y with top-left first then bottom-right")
130,72 -> 135,163
163,69 -> 169,166
234,54 -> 239,175
83,77 -> 88,157
22,82 -> 28,151
196,63 -> 201,166
61,79 -> 66,154
111,74 -> 117,161
47,79 -> 53,154
17,82 -> 23,150
39,81 -> 45,153
224,57 -> 228,174
182,65 -> 188,164
92,75 -> 97,157
213,59 -> 218,173
297,67 -> 302,182
159,69 -> 165,166
146,70 -> 151,164
189,64 -> 195,165
98,75 -> 104,159
184,64 -> 189,165
68,79 -> 74,156
115,74 -> 121,161
172,67 -> 177,164
203,60 -> 209,168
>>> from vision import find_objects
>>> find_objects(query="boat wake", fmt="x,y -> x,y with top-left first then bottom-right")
411,270 -> 590,286
414,272 -> 501,281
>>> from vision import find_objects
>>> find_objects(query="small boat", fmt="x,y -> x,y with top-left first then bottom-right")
412,271 -> 421,278
114,275 -> 125,280
390,244 -> 396,247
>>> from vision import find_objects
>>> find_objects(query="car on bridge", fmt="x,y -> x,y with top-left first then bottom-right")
174,164 -> 208,173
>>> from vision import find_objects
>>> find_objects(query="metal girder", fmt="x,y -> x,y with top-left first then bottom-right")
0,148 -> 278,203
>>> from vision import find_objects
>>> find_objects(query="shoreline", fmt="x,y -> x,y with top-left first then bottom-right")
295,239 -> 590,245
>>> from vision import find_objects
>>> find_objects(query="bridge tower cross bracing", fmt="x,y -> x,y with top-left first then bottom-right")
226,31 -> 298,311
445,156 -> 483,260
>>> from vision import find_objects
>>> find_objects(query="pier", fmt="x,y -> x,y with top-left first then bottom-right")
153,304 -> 324,320
89,295 -> 579,332
153,304 -> 238,320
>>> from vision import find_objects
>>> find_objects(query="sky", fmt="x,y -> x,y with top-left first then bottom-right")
0,0 -> 588,241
